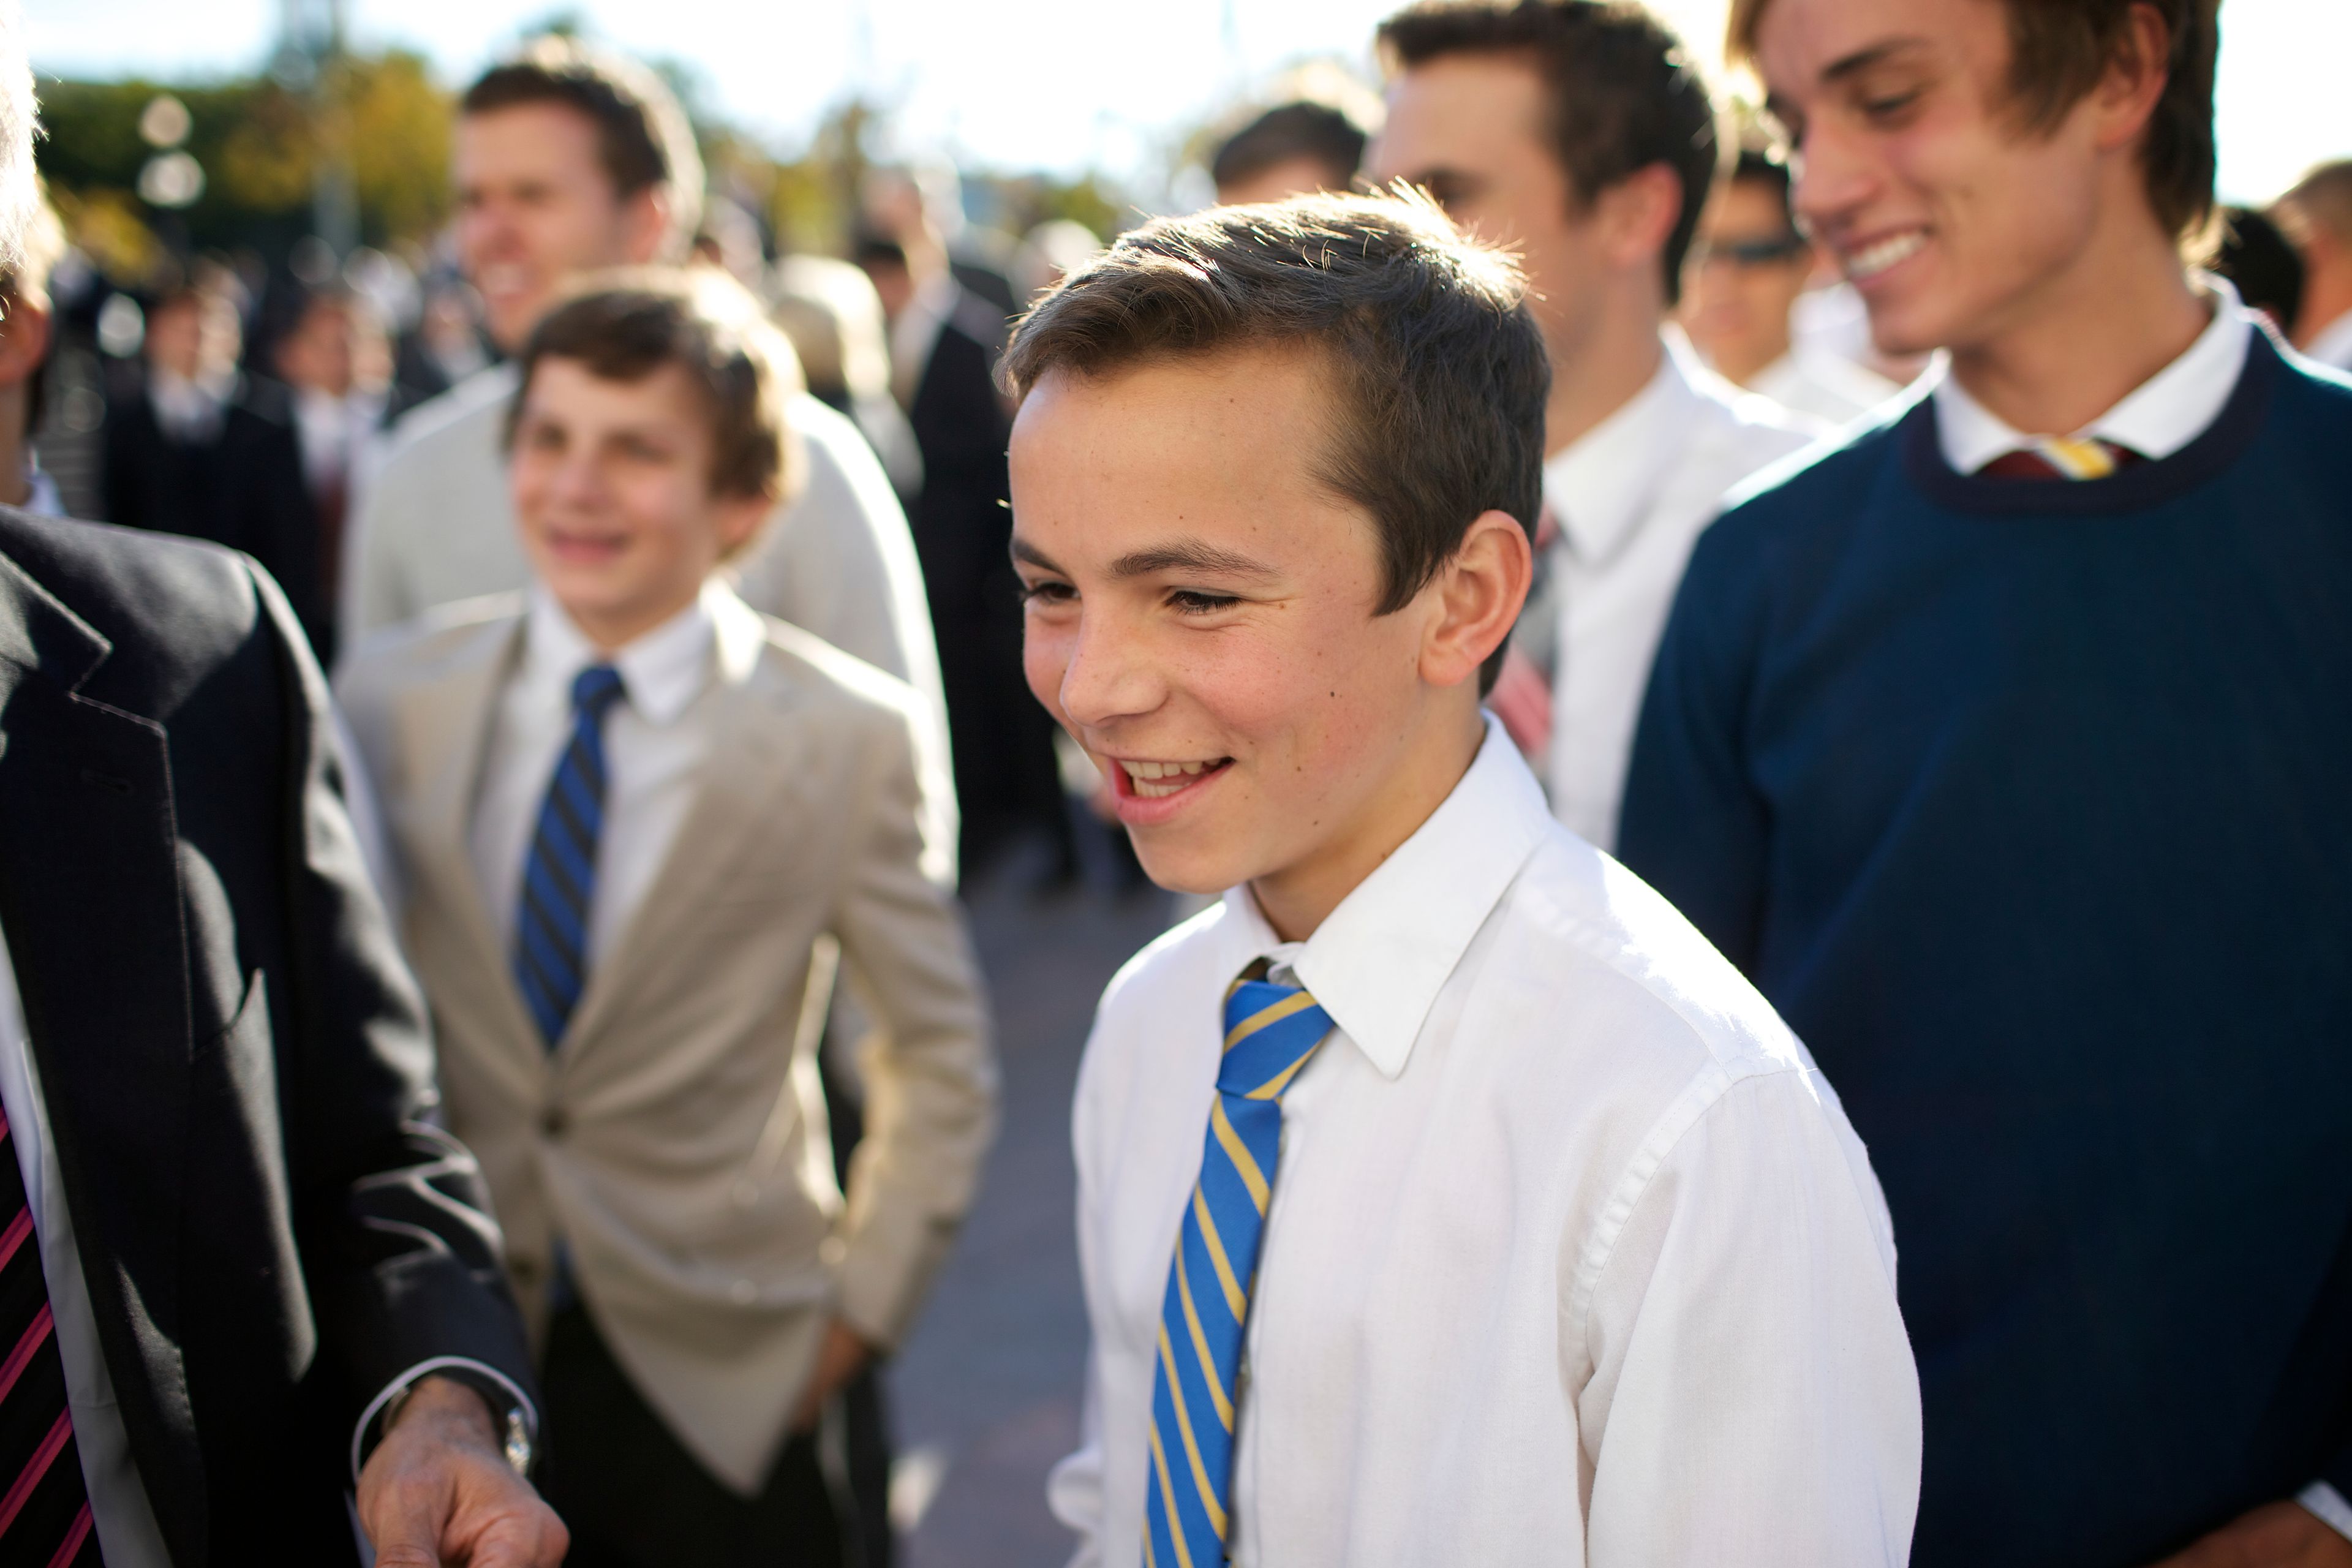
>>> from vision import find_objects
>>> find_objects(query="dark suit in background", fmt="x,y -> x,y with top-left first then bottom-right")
99,377 -> 328,657
0,506 -> 537,1562
903,288 -> 1071,879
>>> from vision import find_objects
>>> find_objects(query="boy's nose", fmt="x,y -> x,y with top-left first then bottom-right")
1054,617 -> 1165,731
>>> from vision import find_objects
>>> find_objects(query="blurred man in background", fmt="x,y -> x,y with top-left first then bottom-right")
101,274 -> 327,654
1368,0 -> 1812,852
1621,0 -> 2352,1559
345,37 -> 942,741
1682,146 -> 1896,422
2275,160 -> 2352,372
1210,99 -> 1369,205
858,222 -> 1072,882
273,281 -> 412,664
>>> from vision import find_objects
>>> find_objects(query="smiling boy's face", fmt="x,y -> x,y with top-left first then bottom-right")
510,355 -> 767,649
1011,344 -> 1502,928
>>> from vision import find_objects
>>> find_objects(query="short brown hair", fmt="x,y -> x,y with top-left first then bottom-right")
1003,192 -> 1548,692
463,38 -> 705,258
1212,101 -> 1370,195
1726,0 -> 2219,247
2275,160 -> 2352,250
508,269 -> 806,548
1378,0 -> 1721,307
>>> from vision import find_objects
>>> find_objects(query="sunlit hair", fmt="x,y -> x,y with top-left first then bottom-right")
1003,189 -> 1548,692
1725,0 -> 2220,252
462,37 -> 706,260
0,2 -> 36,279
507,268 -> 806,560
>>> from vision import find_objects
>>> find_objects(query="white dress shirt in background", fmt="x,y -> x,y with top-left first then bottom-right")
1541,334 -> 1815,850
2301,307 -> 2352,374
1049,720 -> 1921,1567
470,580 -> 760,968
1748,345 -> 1902,426
1934,275 -> 2256,470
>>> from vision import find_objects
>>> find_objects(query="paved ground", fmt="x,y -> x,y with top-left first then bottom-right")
886,835 -> 1177,1568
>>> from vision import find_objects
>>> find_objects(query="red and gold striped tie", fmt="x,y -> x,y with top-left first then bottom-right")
0,1109 -> 100,1565
1978,435 -> 2146,480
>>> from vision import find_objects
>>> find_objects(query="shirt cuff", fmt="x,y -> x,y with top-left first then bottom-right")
2299,1481 -> 2352,1543
348,1355 -> 542,1486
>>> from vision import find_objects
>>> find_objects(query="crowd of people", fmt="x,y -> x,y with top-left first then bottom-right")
0,0 -> 2346,1564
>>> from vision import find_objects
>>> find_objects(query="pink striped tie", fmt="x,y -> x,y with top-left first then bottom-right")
0,1110 -> 100,1564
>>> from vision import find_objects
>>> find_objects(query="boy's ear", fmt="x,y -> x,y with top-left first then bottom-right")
1420,510 -> 1532,690
713,488 -> 774,561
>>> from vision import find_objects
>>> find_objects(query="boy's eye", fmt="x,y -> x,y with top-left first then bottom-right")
1019,579 -> 1075,606
1167,589 -> 1240,616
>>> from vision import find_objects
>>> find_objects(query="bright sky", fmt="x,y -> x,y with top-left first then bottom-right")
26,0 -> 2351,205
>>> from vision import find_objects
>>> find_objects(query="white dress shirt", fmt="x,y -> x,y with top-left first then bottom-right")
1049,719 -> 1921,1567
471,580 -> 761,968
1541,334 -> 1815,850
1747,346 -> 1901,426
1932,275 -> 2255,470
2301,307 -> 2352,374
1929,276 -> 2352,1544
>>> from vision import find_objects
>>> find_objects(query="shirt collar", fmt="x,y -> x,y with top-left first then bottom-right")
520,581 -> 725,726
1214,717 -> 1553,1080
1932,274 -> 2256,472
1541,334 -> 1710,564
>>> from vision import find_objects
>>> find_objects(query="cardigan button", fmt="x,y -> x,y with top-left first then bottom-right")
540,1105 -> 567,1139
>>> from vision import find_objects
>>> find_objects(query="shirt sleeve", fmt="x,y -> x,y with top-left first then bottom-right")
826,694 -> 998,1348
1578,1067 -> 1921,1567
1615,519 -> 1775,974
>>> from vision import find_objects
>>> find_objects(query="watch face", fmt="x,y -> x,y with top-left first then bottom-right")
503,1409 -> 533,1476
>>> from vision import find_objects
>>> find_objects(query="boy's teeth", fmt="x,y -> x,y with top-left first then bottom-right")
1845,231 -> 1925,280
1119,758 -> 1215,797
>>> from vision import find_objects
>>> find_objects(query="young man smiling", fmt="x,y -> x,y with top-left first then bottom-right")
1016,194 -> 1918,1567
338,272 -> 993,1566
1618,1 -> 2352,1565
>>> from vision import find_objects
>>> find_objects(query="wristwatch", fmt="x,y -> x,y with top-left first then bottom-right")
376,1366 -> 536,1477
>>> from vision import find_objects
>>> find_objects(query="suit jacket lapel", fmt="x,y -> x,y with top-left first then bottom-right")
0,549 -> 206,1562
387,620 -> 546,1085
559,673 -> 812,1057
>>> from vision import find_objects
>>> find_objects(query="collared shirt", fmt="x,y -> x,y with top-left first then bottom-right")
1540,334 -> 1815,851
1048,719 -> 1921,1567
21,464 -> 61,518
470,579 -> 764,967
1933,276 -> 2257,472
292,383 -> 389,494
1747,346 -> 1902,426
2302,307 -> 2352,374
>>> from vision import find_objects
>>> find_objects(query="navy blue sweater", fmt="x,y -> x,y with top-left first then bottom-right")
1619,332 -> 2352,1567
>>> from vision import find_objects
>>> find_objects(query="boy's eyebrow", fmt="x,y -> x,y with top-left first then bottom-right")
1817,36 -> 1934,87
1107,538 -> 1281,581
1009,534 -> 1064,575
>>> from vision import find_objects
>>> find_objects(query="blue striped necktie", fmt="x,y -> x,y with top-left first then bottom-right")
1145,968 -> 1332,1566
514,663 -> 627,1047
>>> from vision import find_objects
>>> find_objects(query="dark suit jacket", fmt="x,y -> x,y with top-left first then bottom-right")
99,380 -> 327,657
0,507 -> 537,1565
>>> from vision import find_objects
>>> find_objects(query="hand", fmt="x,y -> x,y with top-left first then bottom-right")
358,1375 -> 568,1568
2149,1501 -> 2352,1568
789,1317 -> 876,1433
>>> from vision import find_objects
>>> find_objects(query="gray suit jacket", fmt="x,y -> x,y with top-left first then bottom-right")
337,591 -> 995,1493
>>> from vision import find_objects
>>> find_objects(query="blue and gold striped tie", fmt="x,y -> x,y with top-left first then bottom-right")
1144,968 -> 1332,1566
514,663 -> 626,1047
